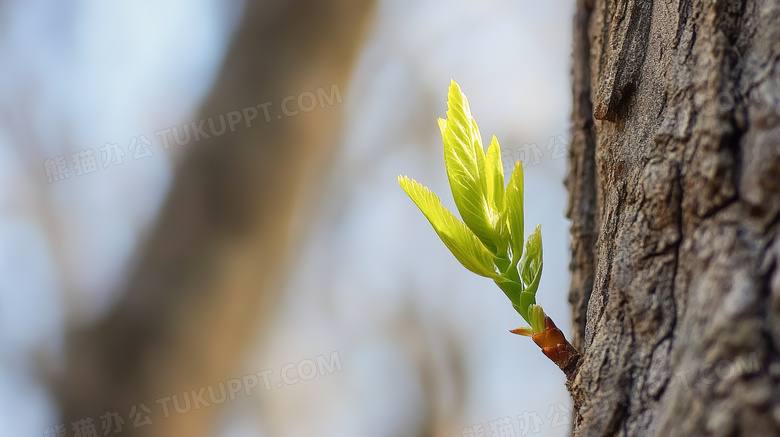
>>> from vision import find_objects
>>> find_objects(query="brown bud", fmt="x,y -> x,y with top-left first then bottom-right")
530,316 -> 581,374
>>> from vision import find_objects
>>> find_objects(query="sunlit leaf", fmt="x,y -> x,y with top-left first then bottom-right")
441,80 -> 497,253
398,176 -> 498,278
524,260 -> 543,298
437,118 -> 447,135
399,80 -> 550,340
485,135 -> 505,214
505,160 -> 525,265
520,224 -> 543,291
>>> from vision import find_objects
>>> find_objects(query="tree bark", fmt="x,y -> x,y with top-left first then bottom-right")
51,2 -> 375,436
566,0 -> 780,435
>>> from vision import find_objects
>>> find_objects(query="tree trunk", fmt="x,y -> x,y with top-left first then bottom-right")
566,0 -> 780,435
51,2 -> 374,436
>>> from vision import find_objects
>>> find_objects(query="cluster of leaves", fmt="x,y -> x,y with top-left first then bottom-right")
398,80 -> 546,335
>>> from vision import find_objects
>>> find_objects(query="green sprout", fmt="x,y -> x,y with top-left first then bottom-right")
398,80 -> 546,336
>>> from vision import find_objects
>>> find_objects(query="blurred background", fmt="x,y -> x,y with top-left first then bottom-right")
0,0 -> 575,436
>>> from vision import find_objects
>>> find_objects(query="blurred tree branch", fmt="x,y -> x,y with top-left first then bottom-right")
51,1 -> 375,435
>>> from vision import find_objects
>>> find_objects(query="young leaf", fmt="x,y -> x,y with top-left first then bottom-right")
485,136 -> 505,214
398,81 -> 573,368
437,118 -> 447,135
524,261 -> 544,297
441,80 -> 496,253
518,291 -> 536,322
520,224 -> 543,290
398,176 -> 498,279
528,304 -> 547,334
505,160 -> 525,265
509,326 -> 534,337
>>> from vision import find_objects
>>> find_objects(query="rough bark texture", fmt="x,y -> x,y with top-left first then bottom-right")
51,1 -> 375,436
566,0 -> 780,435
